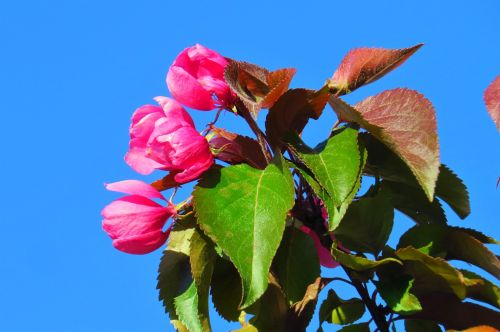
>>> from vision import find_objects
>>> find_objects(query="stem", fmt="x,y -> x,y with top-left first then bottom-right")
237,102 -> 272,163
342,267 -> 390,332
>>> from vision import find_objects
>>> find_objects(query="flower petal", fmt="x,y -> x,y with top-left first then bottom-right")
105,180 -> 166,200
112,228 -> 170,254
167,66 -> 215,110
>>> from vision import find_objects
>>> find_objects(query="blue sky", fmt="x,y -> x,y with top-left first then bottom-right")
0,1 -> 498,331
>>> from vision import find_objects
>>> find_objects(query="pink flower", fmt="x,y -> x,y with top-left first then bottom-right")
125,97 -> 214,183
166,44 -> 235,111
299,226 -> 339,268
102,180 -> 176,254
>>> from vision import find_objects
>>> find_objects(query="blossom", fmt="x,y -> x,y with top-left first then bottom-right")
102,180 -> 176,254
166,44 -> 235,110
125,97 -> 214,183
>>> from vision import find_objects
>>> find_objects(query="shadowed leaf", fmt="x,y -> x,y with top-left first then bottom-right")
334,194 -> 394,256
337,323 -> 371,332
248,274 -> 289,331
379,180 -> 447,224
193,156 -> 295,308
395,247 -> 467,299
408,293 -> 500,330
330,89 -> 440,200
398,225 -> 500,279
211,257 -> 242,322
273,227 -> 320,304
484,75 -> 500,130
461,269 -> 500,309
266,88 -> 329,148
209,127 -> 267,169
360,134 -> 469,218
404,319 -> 442,332
319,289 -> 365,326
328,44 -> 423,95
286,277 -> 330,331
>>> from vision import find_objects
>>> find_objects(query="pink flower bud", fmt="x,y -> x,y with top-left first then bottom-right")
102,180 -> 176,254
166,44 -> 235,110
125,97 -> 214,183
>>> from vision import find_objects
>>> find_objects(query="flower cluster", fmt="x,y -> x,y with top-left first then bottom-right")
102,44 -> 334,266
102,44 -> 235,254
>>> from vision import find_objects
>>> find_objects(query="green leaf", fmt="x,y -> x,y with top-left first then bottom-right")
434,165 -> 470,219
157,219 -> 206,332
404,319 -> 442,332
273,227 -> 320,303
395,247 -> 466,299
329,89 -> 440,201
211,257 -> 242,322
337,322 -> 371,332
398,225 -> 500,279
189,230 -> 216,331
375,274 -> 422,314
157,220 -> 196,319
193,156 -> 295,308
461,269 -> 500,309
379,180 -> 446,224
174,283 -> 203,332
319,290 -> 365,326
287,127 -> 366,230
334,194 -> 394,256
331,246 -> 402,272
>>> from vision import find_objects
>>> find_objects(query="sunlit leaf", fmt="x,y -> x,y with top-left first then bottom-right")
461,269 -> 500,309
193,156 -> 295,308
328,44 -> 422,95
484,75 -> 500,131
375,274 -> 422,314
330,89 -> 439,200
287,127 -> 366,230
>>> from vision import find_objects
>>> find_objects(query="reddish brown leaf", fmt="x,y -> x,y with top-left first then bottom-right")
329,88 -> 439,200
209,127 -> 267,169
409,293 -> 500,330
262,68 -> 297,109
151,172 -> 181,191
224,60 -> 296,116
329,44 -> 423,95
266,88 -> 329,148
484,75 -> 500,131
